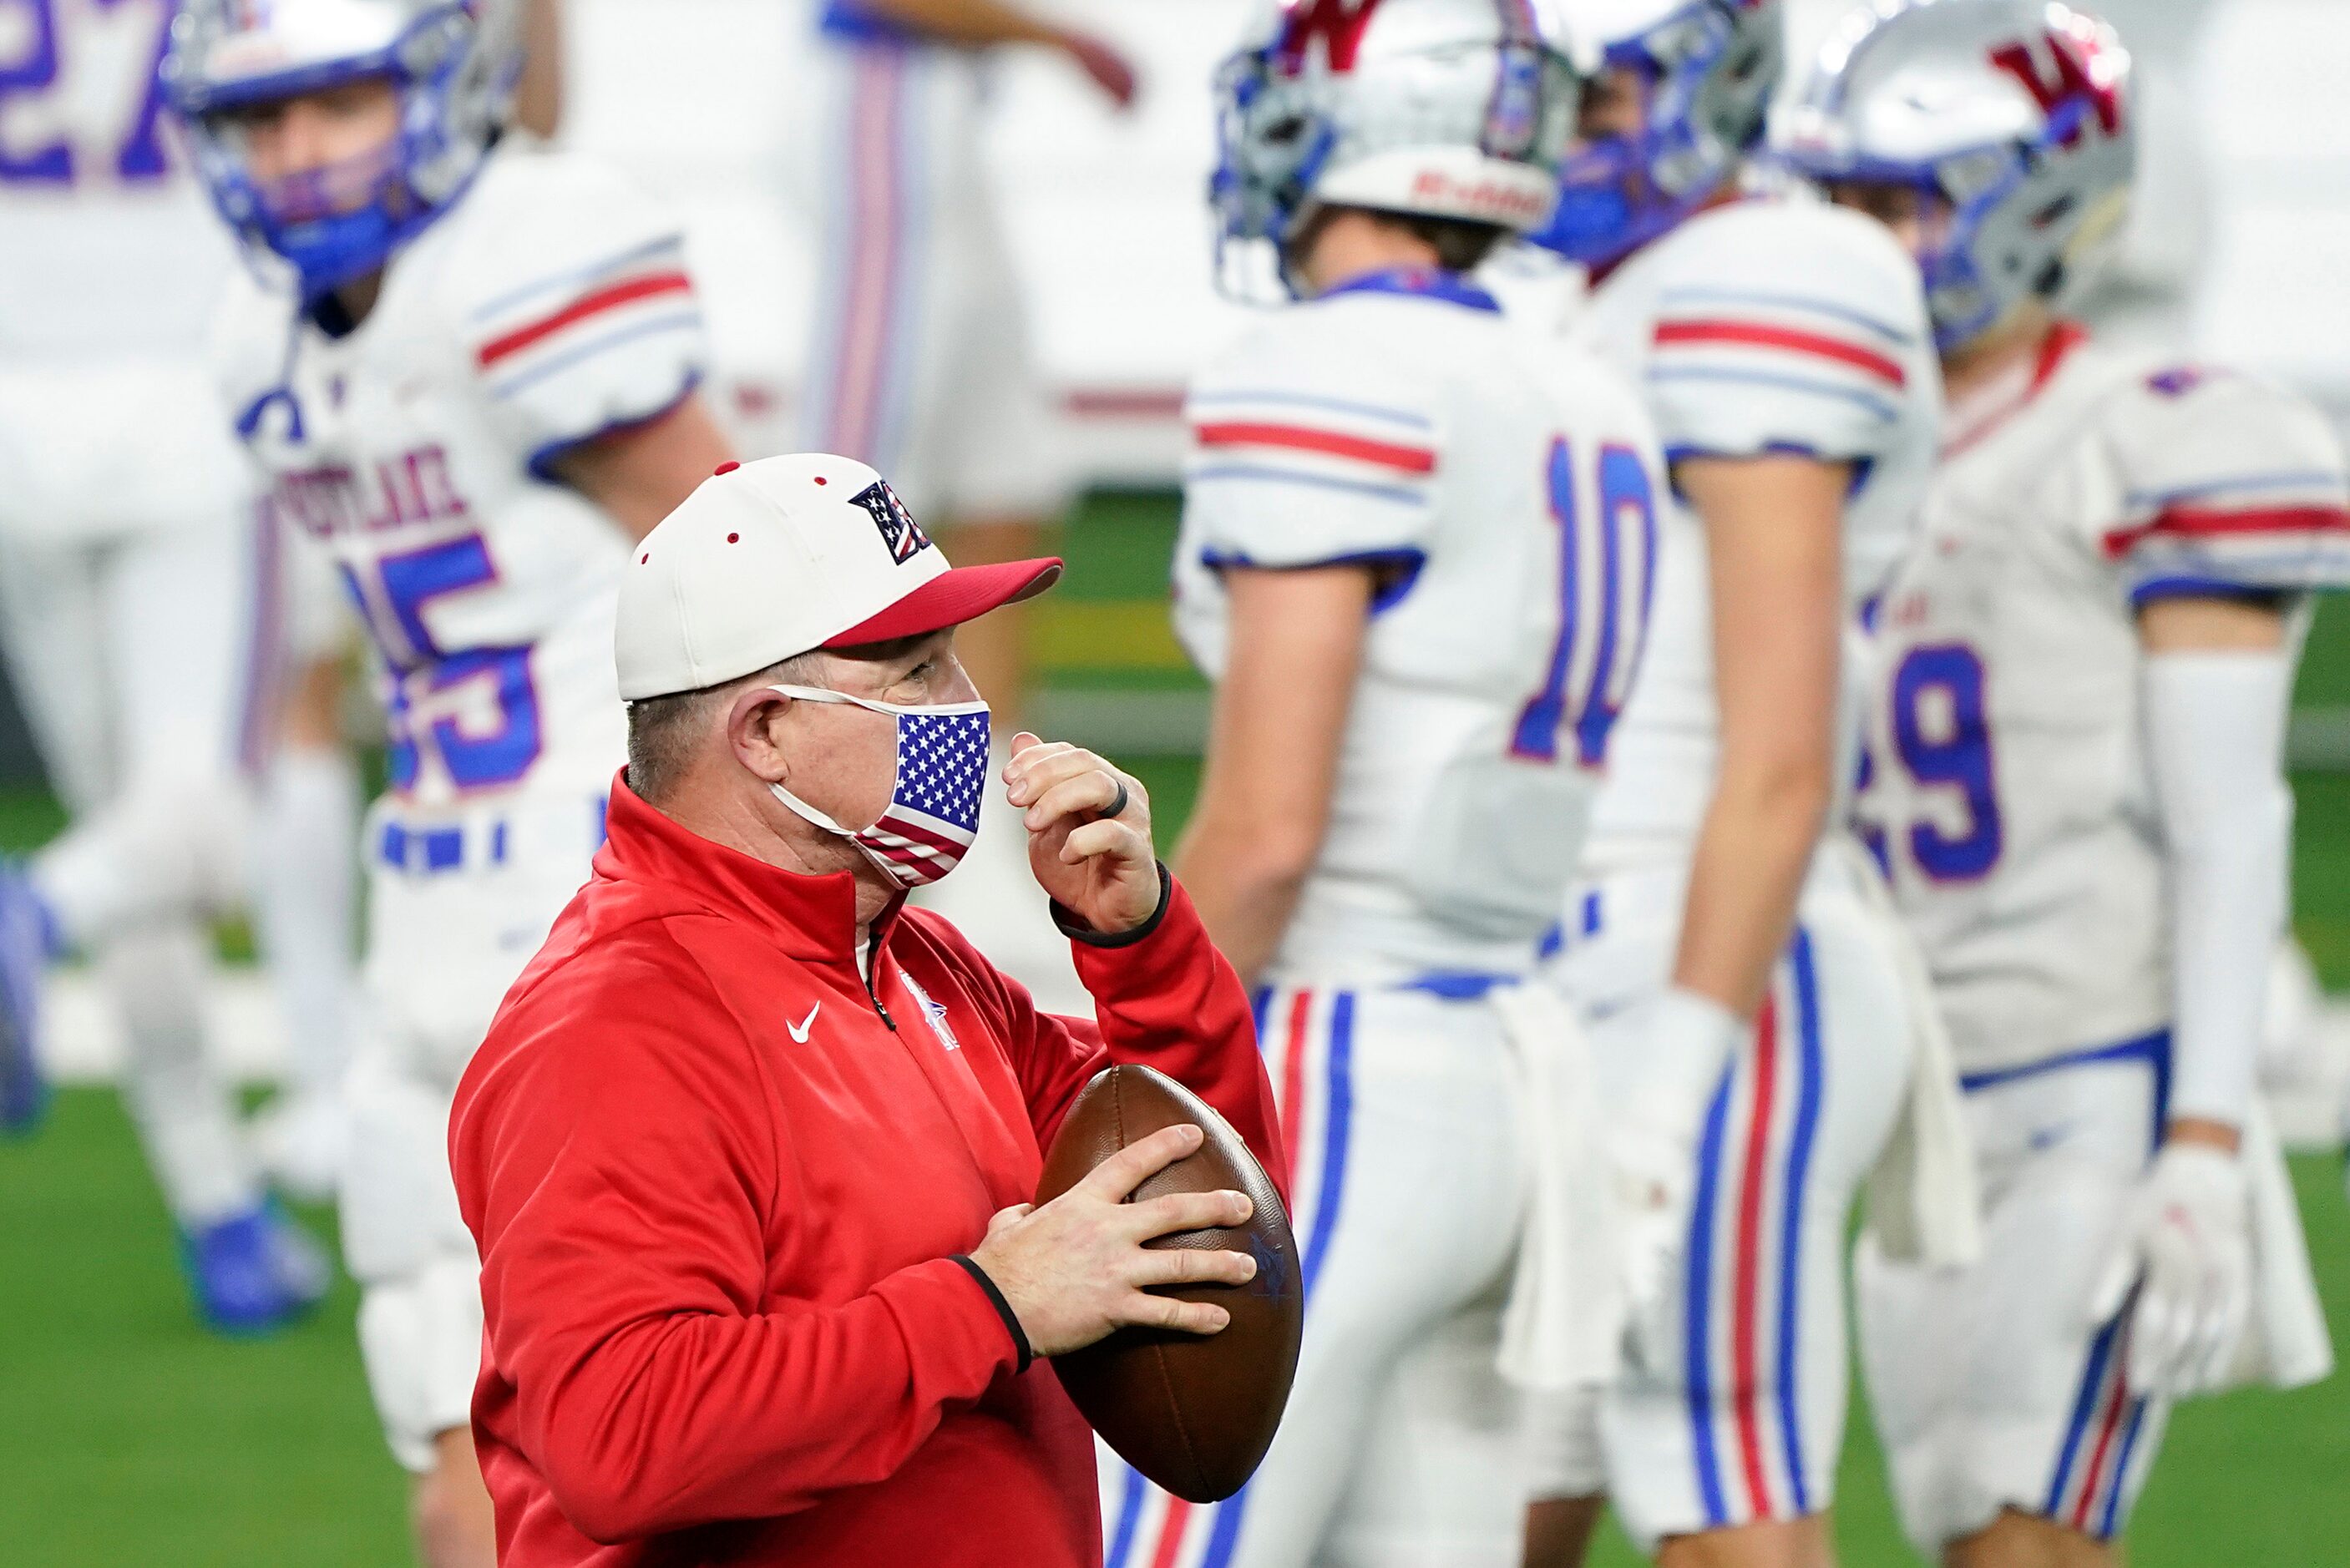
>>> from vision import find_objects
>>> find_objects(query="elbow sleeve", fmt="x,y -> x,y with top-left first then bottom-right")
2144,649 -> 2296,1129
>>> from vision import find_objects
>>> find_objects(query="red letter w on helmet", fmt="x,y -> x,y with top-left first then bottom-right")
1274,0 -> 1383,73
1990,18 -> 2125,144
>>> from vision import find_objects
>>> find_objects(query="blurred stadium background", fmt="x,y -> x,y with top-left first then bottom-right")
5,0 -> 2350,1561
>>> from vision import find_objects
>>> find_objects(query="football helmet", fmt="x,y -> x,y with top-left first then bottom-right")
1529,0 -> 1783,268
1210,0 -> 1588,299
166,0 -> 522,300
1776,0 -> 2136,353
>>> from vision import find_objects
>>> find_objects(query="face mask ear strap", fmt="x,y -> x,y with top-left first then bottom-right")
767,683 -> 858,709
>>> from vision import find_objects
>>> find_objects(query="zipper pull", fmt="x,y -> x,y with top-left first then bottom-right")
865,929 -> 897,1030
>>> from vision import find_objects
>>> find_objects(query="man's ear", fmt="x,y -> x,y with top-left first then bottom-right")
726,687 -> 794,785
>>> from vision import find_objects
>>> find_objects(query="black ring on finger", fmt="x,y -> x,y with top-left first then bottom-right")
1104,777 -> 1130,821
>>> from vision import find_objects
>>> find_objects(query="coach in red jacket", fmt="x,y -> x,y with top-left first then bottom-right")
448,453 -> 1284,1567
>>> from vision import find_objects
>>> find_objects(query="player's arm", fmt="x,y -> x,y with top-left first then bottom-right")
464,164 -> 721,534
548,393 -> 734,542
278,650 -> 348,751
1623,213 -> 1923,1102
1669,453 -> 1847,1028
1173,566 -> 1374,986
2139,592 -> 2294,1155
852,0 -> 1136,106
514,0 -> 564,139
2091,372 -> 2349,1395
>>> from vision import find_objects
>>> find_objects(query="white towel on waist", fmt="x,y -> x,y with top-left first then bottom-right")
1490,979 -> 1623,1391
1827,837 -> 1984,1268
2227,1099 -> 2332,1390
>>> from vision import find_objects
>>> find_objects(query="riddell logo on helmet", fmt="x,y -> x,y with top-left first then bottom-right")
1411,169 -> 1547,224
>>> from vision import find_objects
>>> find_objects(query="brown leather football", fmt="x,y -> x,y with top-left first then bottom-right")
1036,1064 -> 1302,1504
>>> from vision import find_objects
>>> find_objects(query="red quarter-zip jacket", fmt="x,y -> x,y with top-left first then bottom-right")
449,776 -> 1284,1566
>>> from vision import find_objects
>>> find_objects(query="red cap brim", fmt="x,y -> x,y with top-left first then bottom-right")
823,557 -> 1064,648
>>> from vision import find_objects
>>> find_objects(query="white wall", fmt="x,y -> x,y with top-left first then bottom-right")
563,0 -> 2350,484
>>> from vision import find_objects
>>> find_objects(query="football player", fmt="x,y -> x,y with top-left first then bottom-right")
793,0 -> 1141,1013
1519,2 -> 1948,1563
168,1 -> 731,1561
0,0 -> 352,1333
1781,2 -> 2342,1561
1102,4 -> 1668,1565
797,0 -> 1132,716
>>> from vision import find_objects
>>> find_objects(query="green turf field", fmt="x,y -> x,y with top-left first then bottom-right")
3,491 -> 2348,1565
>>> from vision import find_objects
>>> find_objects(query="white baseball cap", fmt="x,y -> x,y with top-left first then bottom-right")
615,453 -> 1062,701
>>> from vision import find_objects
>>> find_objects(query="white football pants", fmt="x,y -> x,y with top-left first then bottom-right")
1101,980 -> 1533,1568
345,790 -> 605,1471
794,36 -> 1069,524
1530,858 -> 1915,1550
1858,1033 -> 2171,1554
0,518 -> 261,1224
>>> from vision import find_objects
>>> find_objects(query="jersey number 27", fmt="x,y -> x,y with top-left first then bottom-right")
0,0 -> 176,187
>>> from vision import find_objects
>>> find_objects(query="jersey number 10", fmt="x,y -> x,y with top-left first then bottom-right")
1511,438 -> 1658,769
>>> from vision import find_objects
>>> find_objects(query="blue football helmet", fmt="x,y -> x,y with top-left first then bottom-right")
1530,0 -> 1782,268
165,0 -> 522,300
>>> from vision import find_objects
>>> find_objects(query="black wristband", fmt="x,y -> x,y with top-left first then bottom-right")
1050,862 -> 1173,948
950,1254 -> 1033,1373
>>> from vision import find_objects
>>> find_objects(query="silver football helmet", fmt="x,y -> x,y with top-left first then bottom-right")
1211,0 -> 1589,299
1776,0 -> 2136,352
167,0 -> 523,300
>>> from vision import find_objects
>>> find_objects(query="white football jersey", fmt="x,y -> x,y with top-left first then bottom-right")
0,0 -> 249,539
1577,198 -> 1945,866
1172,271 -> 1665,984
1861,327 -> 2350,1075
219,144 -> 709,812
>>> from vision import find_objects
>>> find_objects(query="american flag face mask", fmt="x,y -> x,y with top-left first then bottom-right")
765,685 -> 993,888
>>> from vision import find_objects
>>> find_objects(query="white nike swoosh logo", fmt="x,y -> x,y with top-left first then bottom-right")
788,1004 -> 819,1044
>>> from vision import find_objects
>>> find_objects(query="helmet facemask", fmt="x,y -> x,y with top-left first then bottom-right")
169,0 -> 522,301
1535,0 -> 1781,269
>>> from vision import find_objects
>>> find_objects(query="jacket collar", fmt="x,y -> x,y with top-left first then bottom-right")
598,771 -> 903,962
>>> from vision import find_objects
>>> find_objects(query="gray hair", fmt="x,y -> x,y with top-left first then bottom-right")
624,650 -> 828,804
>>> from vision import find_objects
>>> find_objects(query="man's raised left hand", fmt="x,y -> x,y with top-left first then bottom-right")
1004,734 -> 1157,935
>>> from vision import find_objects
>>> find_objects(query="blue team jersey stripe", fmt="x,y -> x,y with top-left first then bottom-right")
1685,1070 -> 1735,1527
1183,463 -> 1427,507
1775,930 -> 1826,1515
1300,992 -> 1356,1296
468,235 -> 686,324
1102,1464 -> 1145,1568
487,311 -> 704,401
2125,470 -> 2345,510
1647,365 -> 1899,422
2047,1310 -> 2125,1514
1657,286 -> 1915,346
